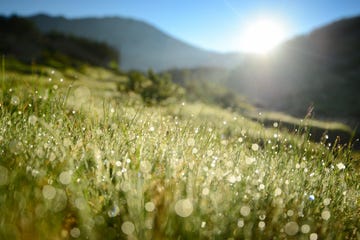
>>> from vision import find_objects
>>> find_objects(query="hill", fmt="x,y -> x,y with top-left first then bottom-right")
168,16 -> 360,128
0,56 -> 359,239
0,16 -> 119,69
28,14 -> 243,71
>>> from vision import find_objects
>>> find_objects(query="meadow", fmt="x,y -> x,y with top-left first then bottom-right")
0,62 -> 359,240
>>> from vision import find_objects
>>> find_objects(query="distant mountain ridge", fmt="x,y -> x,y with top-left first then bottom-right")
0,15 -> 119,69
167,15 -> 360,127
28,14 -> 243,71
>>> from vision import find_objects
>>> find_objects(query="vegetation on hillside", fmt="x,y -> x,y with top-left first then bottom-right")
0,15 -> 119,69
0,57 -> 359,239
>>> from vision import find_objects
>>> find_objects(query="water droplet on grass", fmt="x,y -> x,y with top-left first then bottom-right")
28,115 -> 37,125
287,210 -> 294,217
237,219 -> 244,228
10,96 -> 20,105
274,187 -> 282,196
310,233 -> 318,240
75,198 -> 87,210
108,205 -> 120,217
42,185 -> 56,200
251,143 -> 259,151
70,228 -> 80,238
240,205 -> 251,216
175,199 -> 193,217
187,138 -> 195,147
323,198 -> 331,206
145,202 -> 155,212
201,221 -> 206,228
59,171 -> 72,185
227,175 -> 237,184
258,221 -> 265,229
121,221 -> 135,235
336,163 -> 345,170
202,188 -> 210,195
301,224 -> 310,233
140,161 -> 152,173
284,221 -> 299,236
245,157 -> 256,165
321,210 -> 331,220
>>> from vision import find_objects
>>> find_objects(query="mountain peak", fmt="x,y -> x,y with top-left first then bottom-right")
28,14 -> 242,71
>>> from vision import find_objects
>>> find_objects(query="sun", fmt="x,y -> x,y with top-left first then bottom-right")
239,18 -> 287,54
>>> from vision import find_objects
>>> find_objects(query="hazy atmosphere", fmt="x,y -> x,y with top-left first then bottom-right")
1,0 -> 360,52
1,1 -> 360,239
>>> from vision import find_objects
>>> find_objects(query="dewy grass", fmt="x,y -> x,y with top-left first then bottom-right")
0,67 -> 359,240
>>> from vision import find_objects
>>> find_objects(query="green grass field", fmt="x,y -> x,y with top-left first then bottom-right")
0,64 -> 359,239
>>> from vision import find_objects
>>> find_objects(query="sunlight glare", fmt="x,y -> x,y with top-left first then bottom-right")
240,18 -> 287,54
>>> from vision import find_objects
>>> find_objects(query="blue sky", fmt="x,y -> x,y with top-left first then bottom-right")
1,0 -> 359,52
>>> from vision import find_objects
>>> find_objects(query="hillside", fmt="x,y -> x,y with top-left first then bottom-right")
0,57 -> 359,239
168,16 -> 360,128
28,14 -> 243,71
0,16 -> 119,69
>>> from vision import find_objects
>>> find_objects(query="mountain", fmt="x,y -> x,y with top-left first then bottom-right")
228,15 -> 360,124
0,16 -> 119,69
28,14 -> 243,71
168,16 -> 360,127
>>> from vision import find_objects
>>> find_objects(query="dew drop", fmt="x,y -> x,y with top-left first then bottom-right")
10,96 -> 20,105
287,210 -> 294,217
301,224 -> 310,234
258,221 -> 265,229
28,115 -> 38,125
237,219 -> 244,228
202,188 -> 210,196
59,171 -> 72,185
321,210 -> 331,220
175,199 -> 193,217
70,227 -> 80,238
187,138 -> 195,147
310,233 -> 318,240
121,221 -> 135,235
75,198 -> 87,210
274,187 -> 282,196
323,198 -> 331,206
108,205 -> 120,217
201,221 -> 206,228
259,214 -> 266,220
245,157 -> 256,165
227,175 -> 237,184
309,194 -> 315,201
284,221 -> 299,236
240,205 -> 251,217
42,185 -> 56,200
251,143 -> 259,151
140,161 -> 152,173
145,202 -> 155,212
336,163 -> 345,170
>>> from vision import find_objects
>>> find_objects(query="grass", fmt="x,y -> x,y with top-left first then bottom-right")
0,63 -> 359,240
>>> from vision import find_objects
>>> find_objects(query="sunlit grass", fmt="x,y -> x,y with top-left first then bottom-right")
0,67 -> 359,239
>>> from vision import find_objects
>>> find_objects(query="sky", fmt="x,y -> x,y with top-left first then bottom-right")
1,0 -> 360,52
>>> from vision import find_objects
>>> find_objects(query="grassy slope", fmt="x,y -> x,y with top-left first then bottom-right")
0,64 -> 359,239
